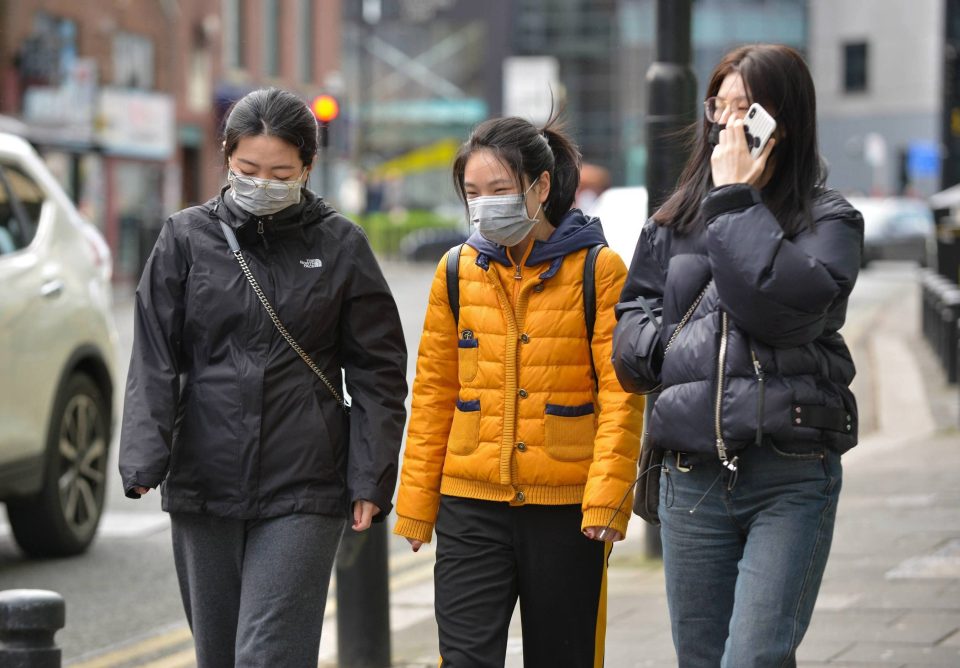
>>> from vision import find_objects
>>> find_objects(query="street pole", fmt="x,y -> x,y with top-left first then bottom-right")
642,0 -> 696,559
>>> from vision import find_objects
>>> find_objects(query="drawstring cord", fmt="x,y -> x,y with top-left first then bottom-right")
687,455 -> 740,515
595,452 -> 742,536
597,461 -> 665,540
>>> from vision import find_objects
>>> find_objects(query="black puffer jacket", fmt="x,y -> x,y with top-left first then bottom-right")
613,184 -> 863,459
119,188 -> 408,519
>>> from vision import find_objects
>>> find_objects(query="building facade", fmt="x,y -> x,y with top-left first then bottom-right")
809,0 -> 943,196
0,0 -> 342,280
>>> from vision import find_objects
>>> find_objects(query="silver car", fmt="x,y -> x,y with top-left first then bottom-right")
0,133 -> 117,557
847,196 -> 936,267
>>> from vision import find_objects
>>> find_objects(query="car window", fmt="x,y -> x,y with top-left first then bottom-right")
888,209 -> 933,236
0,161 -> 45,253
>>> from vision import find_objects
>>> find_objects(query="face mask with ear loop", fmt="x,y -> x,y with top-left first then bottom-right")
467,178 -> 543,247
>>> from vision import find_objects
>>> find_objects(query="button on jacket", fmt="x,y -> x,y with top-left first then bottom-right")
613,184 -> 863,458
394,210 -> 644,543
119,188 -> 408,519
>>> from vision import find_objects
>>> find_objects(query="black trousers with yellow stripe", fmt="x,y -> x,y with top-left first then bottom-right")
435,496 -> 610,668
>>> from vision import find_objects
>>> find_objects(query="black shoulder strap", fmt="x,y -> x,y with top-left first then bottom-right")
584,244 -> 605,343
446,243 -> 463,326
584,244 -> 605,389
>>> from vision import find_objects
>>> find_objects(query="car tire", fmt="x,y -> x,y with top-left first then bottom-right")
7,373 -> 110,557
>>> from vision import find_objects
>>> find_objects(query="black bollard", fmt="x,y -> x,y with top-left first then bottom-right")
336,522 -> 390,667
940,289 -> 960,382
0,590 -> 65,668
642,0 -> 696,560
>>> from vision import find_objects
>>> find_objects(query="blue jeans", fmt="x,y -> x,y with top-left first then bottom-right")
658,443 -> 842,668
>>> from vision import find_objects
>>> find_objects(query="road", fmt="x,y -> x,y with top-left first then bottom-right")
0,258 -> 920,666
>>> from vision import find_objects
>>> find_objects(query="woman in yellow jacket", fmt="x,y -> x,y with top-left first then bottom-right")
394,115 -> 643,667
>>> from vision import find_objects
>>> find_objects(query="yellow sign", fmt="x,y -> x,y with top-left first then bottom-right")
370,138 -> 460,177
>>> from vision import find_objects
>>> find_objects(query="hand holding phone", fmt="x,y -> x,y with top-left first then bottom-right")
742,103 -> 777,160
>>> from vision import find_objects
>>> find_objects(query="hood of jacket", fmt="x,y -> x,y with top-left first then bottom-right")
466,208 -> 608,267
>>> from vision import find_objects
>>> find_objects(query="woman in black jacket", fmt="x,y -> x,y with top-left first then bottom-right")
613,45 -> 863,667
118,88 -> 408,668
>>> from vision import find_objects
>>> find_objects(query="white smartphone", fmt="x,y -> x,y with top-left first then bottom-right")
742,103 -> 777,159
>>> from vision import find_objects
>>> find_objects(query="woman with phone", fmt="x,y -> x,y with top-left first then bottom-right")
612,44 -> 863,666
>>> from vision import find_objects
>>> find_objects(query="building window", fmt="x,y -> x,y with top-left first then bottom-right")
113,31 -> 154,89
223,0 -> 246,70
298,0 -> 314,83
263,0 -> 280,77
844,42 -> 868,93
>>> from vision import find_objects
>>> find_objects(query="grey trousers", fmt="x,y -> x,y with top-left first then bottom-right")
171,512 -> 346,668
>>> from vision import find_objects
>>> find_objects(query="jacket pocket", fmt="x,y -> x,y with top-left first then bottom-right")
458,333 -> 479,384
447,399 -> 481,456
543,403 -> 596,462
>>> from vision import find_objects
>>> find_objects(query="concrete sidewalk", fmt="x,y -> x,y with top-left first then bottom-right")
335,270 -> 960,668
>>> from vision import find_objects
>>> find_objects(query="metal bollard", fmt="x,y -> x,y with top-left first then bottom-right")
336,522 -> 390,668
921,273 -> 941,344
0,590 -> 65,668
941,289 -> 960,382
930,279 -> 953,358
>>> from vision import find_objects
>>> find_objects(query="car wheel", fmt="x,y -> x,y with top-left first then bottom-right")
7,373 -> 110,557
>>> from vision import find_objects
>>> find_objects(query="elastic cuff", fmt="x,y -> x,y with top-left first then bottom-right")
581,505 -> 630,538
701,184 -> 762,224
393,516 -> 435,544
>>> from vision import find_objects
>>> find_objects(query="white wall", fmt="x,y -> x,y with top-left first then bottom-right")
810,0 -> 942,118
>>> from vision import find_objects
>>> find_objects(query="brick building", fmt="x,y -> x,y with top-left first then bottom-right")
0,0 -> 342,279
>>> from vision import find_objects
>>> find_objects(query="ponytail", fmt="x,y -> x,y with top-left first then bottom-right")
540,114 -> 581,222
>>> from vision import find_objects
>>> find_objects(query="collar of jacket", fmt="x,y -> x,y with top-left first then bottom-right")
466,208 -> 607,271
211,184 -> 329,238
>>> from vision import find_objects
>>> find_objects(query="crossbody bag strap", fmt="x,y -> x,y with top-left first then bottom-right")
219,221 -> 349,413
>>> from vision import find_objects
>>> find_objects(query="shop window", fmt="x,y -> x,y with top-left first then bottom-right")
298,0 -> 314,83
224,0 -> 247,69
264,0 -> 280,77
113,31 -> 155,89
844,42 -> 868,93
0,162 -> 46,254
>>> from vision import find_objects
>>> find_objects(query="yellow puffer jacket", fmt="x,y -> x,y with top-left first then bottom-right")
394,234 -> 644,543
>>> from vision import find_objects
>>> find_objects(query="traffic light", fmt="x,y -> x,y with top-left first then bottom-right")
311,94 -> 339,149
312,94 -> 339,123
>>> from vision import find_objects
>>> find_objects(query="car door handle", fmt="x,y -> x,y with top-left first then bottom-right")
40,279 -> 64,299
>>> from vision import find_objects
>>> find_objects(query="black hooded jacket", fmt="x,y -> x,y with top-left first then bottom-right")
119,188 -> 408,519
613,184 -> 863,458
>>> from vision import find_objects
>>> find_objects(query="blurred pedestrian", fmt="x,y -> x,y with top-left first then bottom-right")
394,114 -> 644,667
612,44 -> 864,667
118,88 -> 408,668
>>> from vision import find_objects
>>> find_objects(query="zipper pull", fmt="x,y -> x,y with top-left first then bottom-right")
257,220 -> 264,235
514,263 -> 522,280
751,350 -> 764,379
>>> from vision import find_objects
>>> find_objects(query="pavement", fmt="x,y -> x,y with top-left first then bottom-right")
318,267 -> 960,668
97,264 -> 960,667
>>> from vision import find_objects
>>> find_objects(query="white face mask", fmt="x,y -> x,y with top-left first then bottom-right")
228,168 -> 306,217
467,179 -> 542,247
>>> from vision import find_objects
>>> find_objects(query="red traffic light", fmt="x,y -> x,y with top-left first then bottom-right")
312,95 -> 339,123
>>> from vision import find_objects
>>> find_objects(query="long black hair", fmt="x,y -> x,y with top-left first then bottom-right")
654,44 -> 825,236
452,113 -> 581,225
222,88 -> 318,167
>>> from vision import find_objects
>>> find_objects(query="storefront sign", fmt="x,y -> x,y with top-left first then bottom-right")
96,88 -> 174,159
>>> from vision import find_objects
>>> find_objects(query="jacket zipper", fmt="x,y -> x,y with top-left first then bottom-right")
750,348 -> 765,447
487,273 -> 523,486
714,311 -> 736,469
513,262 -> 522,304
257,219 -> 264,235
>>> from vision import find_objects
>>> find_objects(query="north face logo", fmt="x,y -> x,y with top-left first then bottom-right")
300,259 -> 323,269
